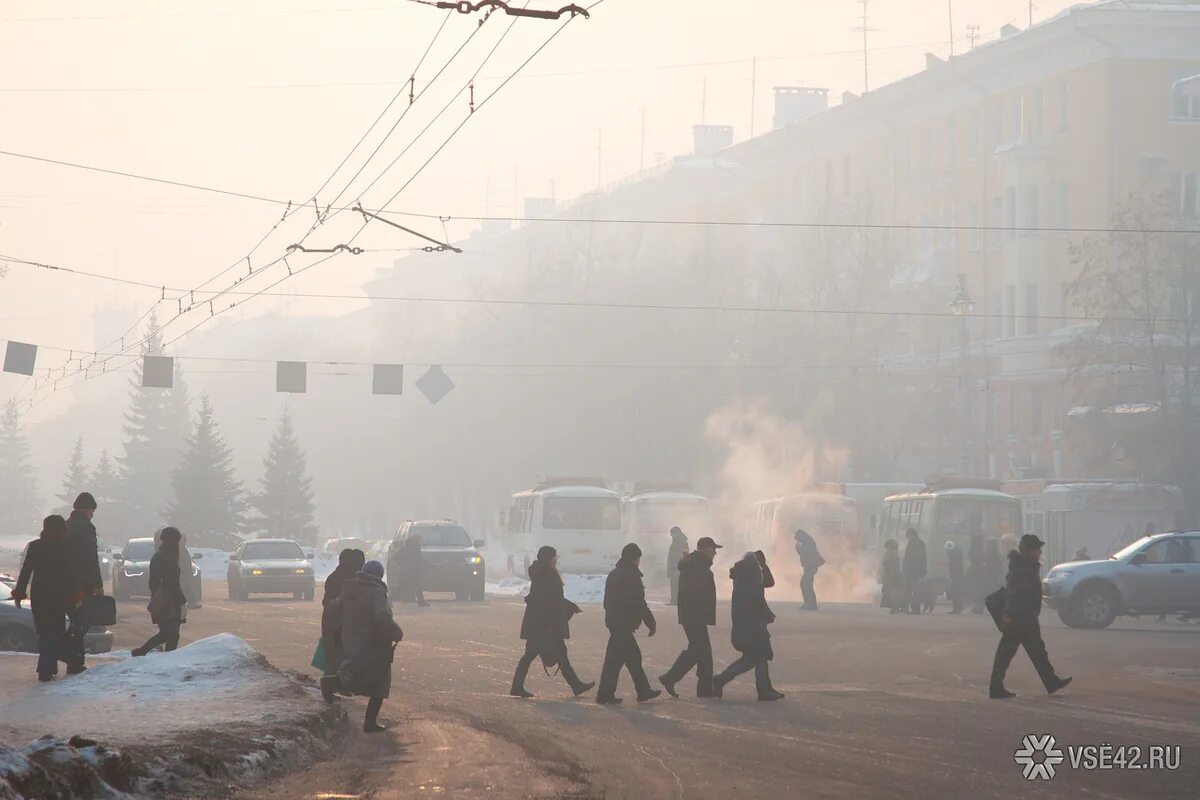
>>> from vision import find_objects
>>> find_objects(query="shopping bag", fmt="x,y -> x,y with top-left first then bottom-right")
984,587 -> 1007,632
311,637 -> 327,672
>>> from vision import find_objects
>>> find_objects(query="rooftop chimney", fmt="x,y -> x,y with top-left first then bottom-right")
1000,23 -> 1021,39
693,124 -> 734,157
842,90 -> 859,105
772,86 -> 829,130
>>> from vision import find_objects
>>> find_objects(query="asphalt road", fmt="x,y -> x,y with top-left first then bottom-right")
101,580 -> 1200,800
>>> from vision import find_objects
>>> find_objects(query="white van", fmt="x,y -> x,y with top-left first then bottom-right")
507,479 -> 624,574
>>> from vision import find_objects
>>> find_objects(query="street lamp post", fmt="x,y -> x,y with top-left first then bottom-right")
950,273 -> 976,476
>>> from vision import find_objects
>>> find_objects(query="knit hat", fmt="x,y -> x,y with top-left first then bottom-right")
73,492 -> 97,510
621,542 -> 642,561
159,526 -> 182,544
536,545 -> 557,562
362,560 -> 385,579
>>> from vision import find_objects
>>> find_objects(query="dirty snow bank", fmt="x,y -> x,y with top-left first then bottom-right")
0,634 -> 346,799
486,573 -> 607,604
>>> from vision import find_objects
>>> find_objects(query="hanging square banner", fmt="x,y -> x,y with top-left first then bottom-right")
372,364 -> 404,396
142,355 -> 174,388
277,361 -> 307,393
416,365 -> 454,405
2,341 -> 37,376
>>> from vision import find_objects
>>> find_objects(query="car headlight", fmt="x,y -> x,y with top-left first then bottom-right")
294,568 -> 311,575
192,566 -> 201,577
250,569 -> 264,576
1047,570 -> 1072,581
468,556 -> 483,565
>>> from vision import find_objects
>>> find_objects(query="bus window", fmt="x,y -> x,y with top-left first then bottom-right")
543,497 -> 622,530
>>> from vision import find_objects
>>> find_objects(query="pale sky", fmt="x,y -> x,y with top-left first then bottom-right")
0,0 -> 1075,419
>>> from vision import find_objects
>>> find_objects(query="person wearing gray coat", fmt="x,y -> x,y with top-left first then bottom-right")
332,560 -> 404,732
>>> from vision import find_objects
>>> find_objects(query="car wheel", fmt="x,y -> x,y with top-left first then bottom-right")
1074,585 -> 1118,629
0,625 -> 37,653
1057,610 -> 1084,628
455,589 -> 469,602
470,580 -> 485,602
303,588 -> 316,602
293,591 -> 304,600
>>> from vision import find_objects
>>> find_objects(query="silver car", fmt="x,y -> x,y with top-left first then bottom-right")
1043,532 -> 1200,628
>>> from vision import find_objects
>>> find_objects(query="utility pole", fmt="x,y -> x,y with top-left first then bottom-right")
855,0 -> 873,94
749,57 -> 757,138
967,24 -> 980,50
1029,0 -> 1035,27
639,108 -> 646,173
701,78 -> 707,124
948,0 -> 955,57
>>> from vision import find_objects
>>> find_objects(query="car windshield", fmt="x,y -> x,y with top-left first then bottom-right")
410,526 -> 472,547
123,540 -> 156,560
243,542 -> 305,560
1110,536 -> 1156,560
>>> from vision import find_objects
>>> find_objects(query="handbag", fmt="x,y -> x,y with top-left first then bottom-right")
984,587 -> 1007,632
311,637 -> 328,672
83,594 -> 117,627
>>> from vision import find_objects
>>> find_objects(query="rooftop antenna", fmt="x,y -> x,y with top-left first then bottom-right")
948,0 -> 955,57
967,24 -> 980,50
701,78 -> 707,124
1029,0 -> 1035,27
749,57 -> 757,138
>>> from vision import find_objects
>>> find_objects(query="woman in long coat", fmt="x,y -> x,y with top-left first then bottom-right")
510,545 -> 594,698
133,527 -> 188,656
12,515 -> 74,681
335,560 -> 404,732
713,551 -> 784,701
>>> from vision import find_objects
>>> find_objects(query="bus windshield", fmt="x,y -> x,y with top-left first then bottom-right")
543,496 -> 621,530
634,500 -> 708,533
935,497 -> 1021,539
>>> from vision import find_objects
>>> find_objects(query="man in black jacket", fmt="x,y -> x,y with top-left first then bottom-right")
902,527 -> 927,615
666,526 -> 688,605
989,534 -> 1072,699
64,492 -> 103,674
597,543 -> 661,705
659,536 -> 722,698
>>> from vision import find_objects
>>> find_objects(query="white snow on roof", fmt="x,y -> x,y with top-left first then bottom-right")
539,485 -> 621,498
1105,402 -> 1160,414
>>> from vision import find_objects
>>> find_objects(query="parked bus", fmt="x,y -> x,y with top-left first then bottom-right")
742,491 -> 863,561
506,478 -> 624,574
623,490 -> 713,583
1003,480 -> 1183,568
881,484 -> 1022,595
837,482 -> 925,554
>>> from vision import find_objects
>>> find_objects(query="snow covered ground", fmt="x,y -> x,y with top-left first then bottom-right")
485,573 -> 607,604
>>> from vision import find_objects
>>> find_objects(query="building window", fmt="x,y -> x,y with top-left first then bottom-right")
1010,387 -> 1021,434
1029,386 -> 1043,435
1032,88 -> 1045,137
991,196 -> 1003,250
1180,172 -> 1199,220
1055,182 -> 1069,229
1006,285 -> 1017,338
1023,183 -> 1040,234
967,110 -> 979,161
1014,96 -> 1024,139
991,104 -> 1004,147
1058,82 -> 1070,133
1171,76 -> 1200,120
1025,283 -> 1039,336
1005,187 -> 1017,241
843,154 -> 851,196
968,202 -> 980,251
923,135 -> 933,174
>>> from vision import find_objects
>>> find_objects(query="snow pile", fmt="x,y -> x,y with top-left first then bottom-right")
0,735 -> 137,800
0,634 -> 318,742
485,574 -> 608,604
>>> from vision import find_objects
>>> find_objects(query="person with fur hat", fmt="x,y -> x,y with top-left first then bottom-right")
596,543 -> 660,705
713,550 -> 783,701
510,545 -> 595,698
64,492 -> 102,674
335,560 -> 404,732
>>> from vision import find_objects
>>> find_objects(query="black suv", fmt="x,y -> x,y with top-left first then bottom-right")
387,521 -> 485,602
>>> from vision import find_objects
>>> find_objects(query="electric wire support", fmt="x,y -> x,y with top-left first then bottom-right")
285,243 -> 365,255
415,1 -> 590,20
354,204 -> 463,253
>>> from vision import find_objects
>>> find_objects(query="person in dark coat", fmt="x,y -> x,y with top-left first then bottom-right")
12,515 -> 75,682
793,528 -> 825,611
659,536 -> 722,698
596,543 -> 660,705
334,561 -> 404,732
945,541 -> 965,614
132,527 -> 188,656
1073,547 -> 1090,561
989,534 -> 1072,699
713,551 -> 783,701
64,492 -> 102,674
396,534 -> 430,607
320,548 -> 366,703
966,535 -> 985,614
666,527 -> 689,605
878,538 -> 904,614
510,546 -> 595,698
902,527 -> 927,615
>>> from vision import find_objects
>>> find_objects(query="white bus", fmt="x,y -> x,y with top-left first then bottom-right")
507,479 -> 624,573
743,492 -> 863,561
623,491 -> 713,581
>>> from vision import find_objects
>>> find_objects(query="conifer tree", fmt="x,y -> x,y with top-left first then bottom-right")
165,395 -> 246,547
58,438 -> 89,511
250,409 -> 320,545
0,400 -> 41,534
92,449 -> 121,510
